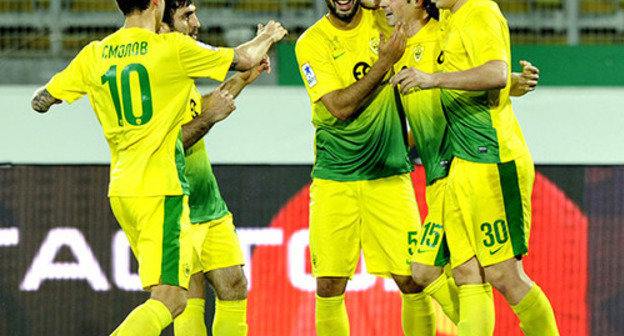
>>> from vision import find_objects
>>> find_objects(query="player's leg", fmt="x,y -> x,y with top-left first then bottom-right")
316,277 -> 350,336
174,272 -> 208,336
362,173 -> 435,336
481,155 -> 559,335
309,178 -> 361,336
451,257 -> 494,336
444,162 -> 496,336
411,178 -> 459,324
110,195 -> 193,336
206,266 -> 248,336
175,214 -> 249,336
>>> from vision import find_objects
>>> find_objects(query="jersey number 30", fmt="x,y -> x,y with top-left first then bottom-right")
101,63 -> 153,126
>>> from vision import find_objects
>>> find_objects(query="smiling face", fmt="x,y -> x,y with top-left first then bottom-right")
325,0 -> 362,23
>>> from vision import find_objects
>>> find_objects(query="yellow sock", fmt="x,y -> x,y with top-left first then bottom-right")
113,299 -> 173,336
213,299 -> 248,336
315,294 -> 349,336
423,273 -> 460,325
401,292 -> 436,336
457,284 -> 494,336
512,284 -> 560,336
174,298 -> 207,336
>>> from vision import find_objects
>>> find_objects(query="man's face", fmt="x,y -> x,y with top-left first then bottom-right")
432,0 -> 455,10
325,0 -> 362,23
380,0 -> 413,26
171,4 -> 201,39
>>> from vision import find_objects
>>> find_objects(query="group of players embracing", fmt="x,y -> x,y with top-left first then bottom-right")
30,0 -> 560,335
295,0 -> 560,335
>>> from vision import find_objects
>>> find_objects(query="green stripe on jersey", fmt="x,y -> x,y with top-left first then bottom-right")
497,161 -> 528,257
175,131 -> 190,195
434,235 -> 451,267
162,195 -> 183,286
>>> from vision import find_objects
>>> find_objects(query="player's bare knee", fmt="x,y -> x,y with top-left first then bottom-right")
150,284 -> 188,318
316,277 -> 348,297
484,259 -> 531,298
188,272 -> 207,299
452,257 -> 485,286
411,263 -> 443,288
218,273 -> 248,300
209,266 -> 248,300
392,274 -> 424,294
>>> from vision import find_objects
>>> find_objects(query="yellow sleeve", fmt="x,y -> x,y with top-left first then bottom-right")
46,42 -> 94,103
295,32 -> 342,103
177,33 -> 234,82
461,6 -> 508,67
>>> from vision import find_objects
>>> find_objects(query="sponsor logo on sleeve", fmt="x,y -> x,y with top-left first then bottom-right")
196,41 -> 219,51
302,62 -> 317,88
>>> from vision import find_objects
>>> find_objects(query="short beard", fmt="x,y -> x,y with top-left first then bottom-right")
325,0 -> 362,23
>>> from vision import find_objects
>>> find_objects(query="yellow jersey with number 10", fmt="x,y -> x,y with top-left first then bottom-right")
46,28 -> 234,197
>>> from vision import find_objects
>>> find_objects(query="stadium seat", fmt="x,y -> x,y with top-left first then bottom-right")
235,0 -> 281,12
287,0 -> 313,9
533,0 -> 563,10
198,0 -> 230,9
0,0 -> 34,12
68,0 -> 116,12
497,0 -> 531,14
580,0 -> 617,14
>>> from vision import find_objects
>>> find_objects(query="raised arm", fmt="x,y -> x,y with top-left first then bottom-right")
31,86 -> 62,113
181,56 -> 270,149
181,88 -> 235,149
231,21 -> 287,71
321,23 -> 407,121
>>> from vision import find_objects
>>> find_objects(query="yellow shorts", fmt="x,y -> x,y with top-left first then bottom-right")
444,154 -> 535,268
110,195 -> 193,290
309,173 -> 421,278
189,213 -> 245,274
411,178 -> 451,267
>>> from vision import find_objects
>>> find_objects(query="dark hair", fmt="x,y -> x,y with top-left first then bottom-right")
422,0 -> 439,21
115,0 -> 151,15
163,0 -> 194,27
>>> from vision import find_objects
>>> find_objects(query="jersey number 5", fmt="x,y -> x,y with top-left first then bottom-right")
101,63 -> 153,126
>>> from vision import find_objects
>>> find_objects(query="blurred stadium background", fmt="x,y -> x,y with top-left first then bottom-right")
0,0 -> 623,335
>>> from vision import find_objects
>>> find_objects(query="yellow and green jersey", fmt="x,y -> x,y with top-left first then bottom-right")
183,87 -> 229,224
439,0 -> 529,164
394,19 -> 451,186
46,28 -> 234,196
295,9 -> 412,181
